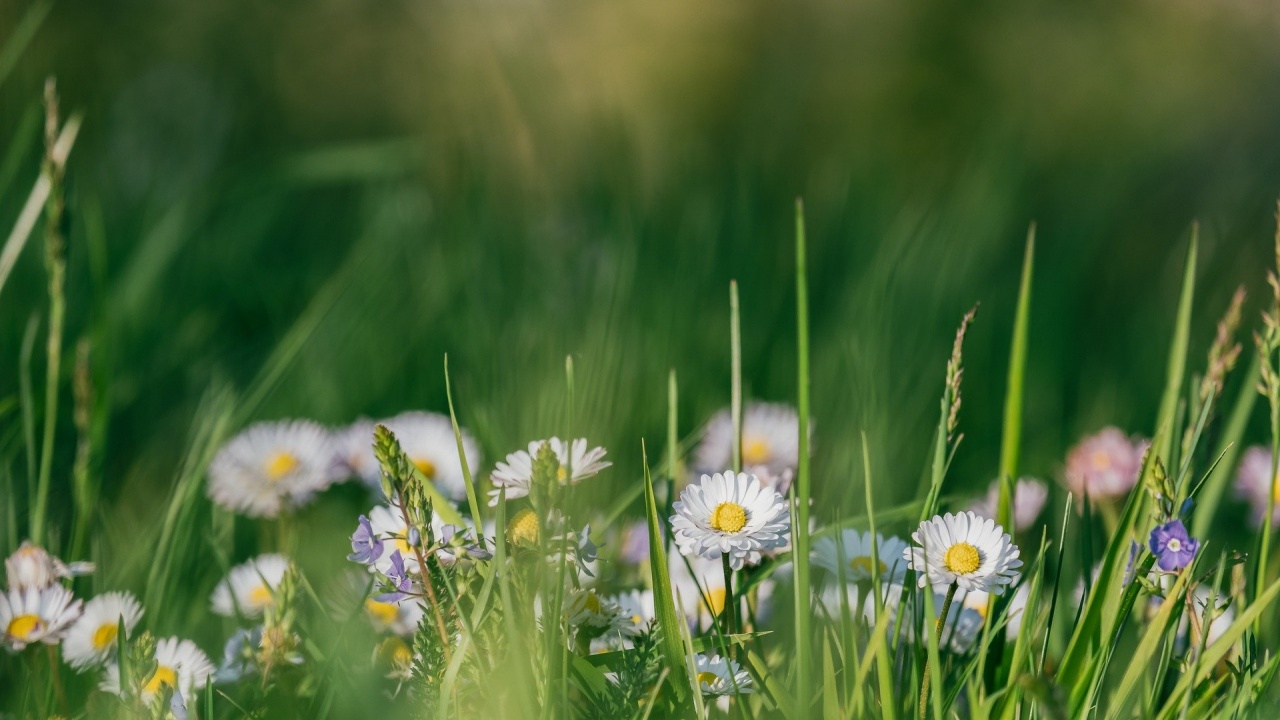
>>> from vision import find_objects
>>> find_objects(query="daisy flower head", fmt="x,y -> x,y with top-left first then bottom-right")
906,512 -> 1022,594
694,653 -> 753,696
5,541 -> 94,591
102,636 -> 214,702
671,471 -> 790,571
811,530 -> 909,584
375,635 -> 416,681
62,591 -> 144,670
966,478 -> 1049,531
364,502 -> 468,575
693,402 -> 801,493
610,589 -> 654,637
1234,445 -> 1280,527
364,596 -> 424,637
1,584 -> 82,651
1063,427 -> 1147,502
564,589 -> 628,632
210,554 -> 291,618
207,420 -> 337,518
488,437 -> 611,506
346,412 -> 482,502
333,418 -> 378,483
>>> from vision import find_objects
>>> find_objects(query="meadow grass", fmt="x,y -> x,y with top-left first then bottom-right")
6,6 -> 1280,717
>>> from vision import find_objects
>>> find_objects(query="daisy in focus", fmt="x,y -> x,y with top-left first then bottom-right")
693,402 -> 801,493
0,584 -> 82,651
1063,427 -> 1147,502
207,420 -> 337,518
102,636 -> 215,702
693,652 -> 753,696
62,591 -> 144,670
342,411 -> 483,503
905,512 -> 1022,594
671,471 -> 790,571
1234,445 -> 1280,527
489,437 -> 610,506
210,554 -> 291,618
966,477 -> 1049,531
811,529 -> 909,584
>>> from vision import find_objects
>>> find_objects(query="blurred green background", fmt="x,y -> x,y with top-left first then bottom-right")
3,0 -> 1280,577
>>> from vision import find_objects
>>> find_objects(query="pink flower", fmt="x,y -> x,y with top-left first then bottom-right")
1234,446 -> 1280,528
966,478 -> 1049,531
1063,427 -> 1147,502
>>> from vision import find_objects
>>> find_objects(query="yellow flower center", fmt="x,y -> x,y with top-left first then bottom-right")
92,623 -> 118,650
696,671 -> 720,685
365,599 -> 399,626
943,542 -> 982,574
580,592 -> 602,615
556,465 -> 568,482
143,665 -> 177,696
377,636 -> 413,669
394,537 -> 413,556
412,457 -> 436,479
706,587 -> 727,617
263,451 -> 300,481
6,614 -> 42,641
1271,478 -> 1280,503
248,584 -> 274,608
709,502 -> 747,533
631,614 -> 643,625
743,437 -> 771,465
851,556 -> 887,577
1089,450 -> 1112,471
508,508 -> 540,545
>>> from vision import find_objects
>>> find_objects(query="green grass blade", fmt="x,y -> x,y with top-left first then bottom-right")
731,280 -> 743,474
0,0 -> 52,89
443,354 -> 486,540
1108,567 -> 1193,718
792,197 -> 814,717
642,439 -> 688,701
1193,353 -> 1258,537
1155,226 -> 1198,466
997,224 -> 1034,534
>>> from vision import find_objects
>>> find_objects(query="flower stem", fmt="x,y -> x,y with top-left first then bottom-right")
722,553 -> 737,641
919,583 -> 957,720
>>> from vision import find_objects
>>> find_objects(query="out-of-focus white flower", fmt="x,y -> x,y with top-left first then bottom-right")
812,530 -> 909,584
207,421 -> 337,518
341,412 -> 482,503
364,597 -> 424,637
0,585 -> 82,651
5,541 -> 93,591
210,554 -> 291,618
62,591 -> 144,670
966,478 -> 1049,531
694,653 -> 753,696
102,637 -> 214,701
1063,428 -> 1147,502
1235,445 -> 1280,528
693,403 -> 802,494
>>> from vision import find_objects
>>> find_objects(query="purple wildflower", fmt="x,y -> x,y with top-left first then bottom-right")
377,550 -> 413,603
1148,519 -> 1199,572
348,514 -> 384,565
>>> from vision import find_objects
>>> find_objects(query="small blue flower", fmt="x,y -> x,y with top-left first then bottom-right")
348,514 -> 384,565
1148,519 -> 1199,572
377,550 -> 412,603
1180,497 -> 1195,519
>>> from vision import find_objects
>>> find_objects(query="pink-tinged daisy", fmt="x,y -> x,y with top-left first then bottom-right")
1063,427 -> 1147,502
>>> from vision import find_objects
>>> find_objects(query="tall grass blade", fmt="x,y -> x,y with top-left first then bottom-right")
641,439 -> 688,701
444,354 -> 486,543
1192,353 -> 1258,537
792,197 -> 814,717
997,224 -> 1034,534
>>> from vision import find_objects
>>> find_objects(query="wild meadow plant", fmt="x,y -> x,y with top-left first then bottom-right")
6,84 -> 1280,720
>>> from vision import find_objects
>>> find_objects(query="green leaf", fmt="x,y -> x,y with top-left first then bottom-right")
1108,567 -> 1193,718
792,196 -> 814,718
642,440 -> 688,701
997,224 -> 1034,535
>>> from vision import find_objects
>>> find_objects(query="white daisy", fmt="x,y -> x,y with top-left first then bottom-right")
343,412 -> 482,503
564,588 -> 629,631
905,512 -> 1022,594
102,636 -> 214,702
812,530 -> 909,584
693,653 -> 753,696
62,591 -> 144,670
610,589 -> 654,637
364,596 -> 424,637
692,402 -> 802,493
374,635 -> 416,681
210,554 -> 291,618
333,418 -> 379,483
5,541 -> 94,591
488,437 -> 611,506
956,584 -> 1030,641
0,584 -> 82,651
207,420 -> 337,518
671,471 -> 790,570
966,478 -> 1049,532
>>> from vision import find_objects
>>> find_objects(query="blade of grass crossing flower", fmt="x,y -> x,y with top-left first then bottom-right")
443,354 -> 485,544
997,225 -> 1034,534
1192,353 -> 1257,537
793,197 -> 814,719
1108,566 -> 1193,719
642,439 -> 688,701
